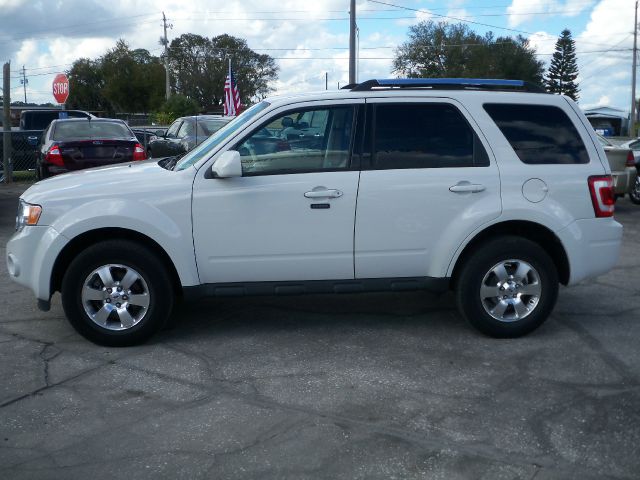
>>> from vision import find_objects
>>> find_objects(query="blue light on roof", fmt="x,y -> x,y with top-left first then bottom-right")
375,78 -> 526,87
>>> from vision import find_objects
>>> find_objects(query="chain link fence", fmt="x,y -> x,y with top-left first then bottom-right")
1,130 -> 42,182
0,126 -> 168,183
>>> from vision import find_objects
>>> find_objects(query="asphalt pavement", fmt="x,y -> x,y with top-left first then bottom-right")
1,181 -> 639,479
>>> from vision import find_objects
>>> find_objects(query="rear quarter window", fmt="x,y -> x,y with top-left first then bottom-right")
483,103 -> 589,164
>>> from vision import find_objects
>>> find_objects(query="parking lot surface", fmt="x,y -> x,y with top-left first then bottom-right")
1,182 -> 639,479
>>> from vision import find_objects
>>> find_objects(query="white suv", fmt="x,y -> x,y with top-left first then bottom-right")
6,79 -> 623,346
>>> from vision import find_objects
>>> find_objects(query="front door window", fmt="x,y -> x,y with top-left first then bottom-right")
235,106 -> 355,176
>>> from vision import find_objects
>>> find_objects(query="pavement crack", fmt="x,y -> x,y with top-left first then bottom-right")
557,314 -> 639,386
39,343 -> 61,387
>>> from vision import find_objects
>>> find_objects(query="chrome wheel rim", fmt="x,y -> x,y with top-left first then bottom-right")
631,178 -> 640,201
480,259 -> 541,322
81,264 -> 150,331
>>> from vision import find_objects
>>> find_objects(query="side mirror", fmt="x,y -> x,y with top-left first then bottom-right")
155,129 -> 166,138
212,150 -> 242,178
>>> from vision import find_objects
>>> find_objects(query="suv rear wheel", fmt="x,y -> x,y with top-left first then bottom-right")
61,240 -> 174,346
455,236 -> 558,338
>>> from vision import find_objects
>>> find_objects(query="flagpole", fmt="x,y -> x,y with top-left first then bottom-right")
228,58 -> 232,117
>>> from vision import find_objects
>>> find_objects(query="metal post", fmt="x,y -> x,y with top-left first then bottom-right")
349,0 -> 356,85
21,65 -> 27,104
325,72 -> 328,90
163,12 -> 171,100
631,1 -> 638,137
3,62 -> 13,183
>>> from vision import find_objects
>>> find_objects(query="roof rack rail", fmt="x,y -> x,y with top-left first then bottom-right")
350,78 -> 546,93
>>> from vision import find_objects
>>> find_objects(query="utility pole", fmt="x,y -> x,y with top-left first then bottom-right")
20,65 -> 28,104
3,62 -> 12,183
162,12 -> 171,100
349,0 -> 356,85
631,0 -> 638,137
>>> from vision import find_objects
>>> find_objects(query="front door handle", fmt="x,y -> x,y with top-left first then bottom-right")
449,182 -> 486,193
304,188 -> 343,199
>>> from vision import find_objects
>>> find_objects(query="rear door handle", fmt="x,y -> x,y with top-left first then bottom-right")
304,188 -> 343,199
449,182 -> 486,193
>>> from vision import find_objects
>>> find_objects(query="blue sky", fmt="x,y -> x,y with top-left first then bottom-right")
0,0 -> 633,112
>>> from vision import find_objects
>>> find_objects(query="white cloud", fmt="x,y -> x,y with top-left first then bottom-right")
395,9 -> 432,27
576,0 -> 635,110
507,0 -> 596,28
0,0 -> 25,9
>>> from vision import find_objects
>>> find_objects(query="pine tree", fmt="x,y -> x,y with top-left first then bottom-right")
546,29 -> 580,101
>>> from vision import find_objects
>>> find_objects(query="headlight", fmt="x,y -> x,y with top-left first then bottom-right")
16,200 -> 42,231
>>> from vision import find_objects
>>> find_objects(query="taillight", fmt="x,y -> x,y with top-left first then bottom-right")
45,145 -> 64,167
588,175 -> 615,217
626,150 -> 636,167
133,143 -> 147,161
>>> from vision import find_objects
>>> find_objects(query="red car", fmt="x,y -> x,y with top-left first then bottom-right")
36,118 -> 147,179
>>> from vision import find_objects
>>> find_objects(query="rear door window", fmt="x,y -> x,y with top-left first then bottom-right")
371,103 -> 488,169
484,103 -> 589,164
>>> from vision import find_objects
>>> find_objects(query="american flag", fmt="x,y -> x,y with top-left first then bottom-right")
224,62 -> 241,116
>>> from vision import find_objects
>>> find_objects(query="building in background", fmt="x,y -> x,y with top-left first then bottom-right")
583,106 -> 629,137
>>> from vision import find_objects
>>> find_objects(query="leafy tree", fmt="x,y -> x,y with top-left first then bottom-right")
157,94 -> 200,121
393,21 -> 545,84
101,40 -> 165,113
67,40 -> 165,114
545,29 -> 579,101
168,34 -> 278,109
67,58 -> 109,112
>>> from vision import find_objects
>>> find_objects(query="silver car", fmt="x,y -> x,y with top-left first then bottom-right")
596,135 -> 638,200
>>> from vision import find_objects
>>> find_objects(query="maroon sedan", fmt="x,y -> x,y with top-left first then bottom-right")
36,118 -> 147,179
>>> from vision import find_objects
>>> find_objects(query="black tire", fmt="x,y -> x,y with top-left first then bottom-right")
455,236 -> 558,338
61,240 -> 174,346
629,177 -> 640,205
147,148 -> 153,159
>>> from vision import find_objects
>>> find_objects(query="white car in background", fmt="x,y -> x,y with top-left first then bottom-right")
618,138 -> 640,204
595,135 -> 638,201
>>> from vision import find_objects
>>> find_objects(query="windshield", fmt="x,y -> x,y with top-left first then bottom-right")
174,101 -> 271,171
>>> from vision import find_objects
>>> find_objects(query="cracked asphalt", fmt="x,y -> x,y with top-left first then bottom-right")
1,182 -> 640,479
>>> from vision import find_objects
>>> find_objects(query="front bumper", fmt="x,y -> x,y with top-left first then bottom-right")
556,217 -> 623,285
6,225 -> 68,304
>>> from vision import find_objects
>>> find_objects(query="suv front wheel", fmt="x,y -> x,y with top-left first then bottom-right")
61,240 -> 174,346
455,236 -> 559,338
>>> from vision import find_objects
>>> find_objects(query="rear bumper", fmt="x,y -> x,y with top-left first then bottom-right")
612,167 -> 638,195
556,217 -> 623,285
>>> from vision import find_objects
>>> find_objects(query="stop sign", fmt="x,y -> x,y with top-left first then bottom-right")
52,73 -> 70,104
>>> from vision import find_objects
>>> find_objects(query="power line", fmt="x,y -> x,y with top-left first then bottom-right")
0,12 -> 159,42
11,45 -> 631,79
366,0 -> 630,47
579,34 -> 633,72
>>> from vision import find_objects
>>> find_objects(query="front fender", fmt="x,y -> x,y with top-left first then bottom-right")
51,198 -> 199,287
